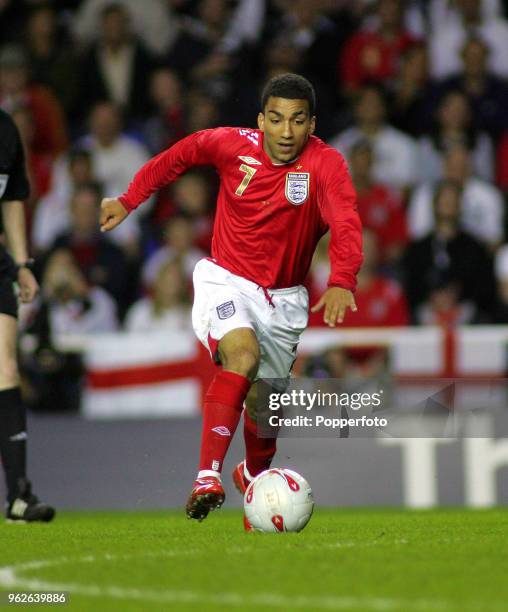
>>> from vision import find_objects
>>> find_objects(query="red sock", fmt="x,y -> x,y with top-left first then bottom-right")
243,410 -> 277,478
199,370 -> 251,475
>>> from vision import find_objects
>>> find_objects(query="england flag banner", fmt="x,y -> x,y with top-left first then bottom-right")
82,331 -> 216,419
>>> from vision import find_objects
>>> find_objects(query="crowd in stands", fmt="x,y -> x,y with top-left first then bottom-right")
3,0 -> 508,339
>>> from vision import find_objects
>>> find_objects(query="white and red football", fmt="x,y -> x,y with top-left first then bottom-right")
243,468 -> 314,533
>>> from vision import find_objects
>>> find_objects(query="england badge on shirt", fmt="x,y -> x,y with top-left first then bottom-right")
216,300 -> 235,320
285,172 -> 309,205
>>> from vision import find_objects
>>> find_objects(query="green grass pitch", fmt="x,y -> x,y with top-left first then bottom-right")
0,509 -> 507,611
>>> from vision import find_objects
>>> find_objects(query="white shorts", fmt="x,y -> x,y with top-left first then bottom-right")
192,258 -> 309,381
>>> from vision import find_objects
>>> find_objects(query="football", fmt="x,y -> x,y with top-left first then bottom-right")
244,468 -> 314,533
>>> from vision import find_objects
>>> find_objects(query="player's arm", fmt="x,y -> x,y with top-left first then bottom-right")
311,151 -> 363,327
100,129 -> 224,232
2,201 -> 38,302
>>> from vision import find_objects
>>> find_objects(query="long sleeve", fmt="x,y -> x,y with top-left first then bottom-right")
318,151 -> 363,291
119,129 -> 224,211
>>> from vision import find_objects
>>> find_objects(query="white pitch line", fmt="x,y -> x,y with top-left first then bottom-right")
0,552 -> 453,611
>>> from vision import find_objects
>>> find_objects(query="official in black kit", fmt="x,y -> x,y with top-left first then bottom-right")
0,108 -> 54,522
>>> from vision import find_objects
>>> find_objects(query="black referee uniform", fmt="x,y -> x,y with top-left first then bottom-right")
0,108 -> 54,521
0,107 -> 30,318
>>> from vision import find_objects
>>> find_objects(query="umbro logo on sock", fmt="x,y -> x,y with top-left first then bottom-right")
9,431 -> 27,442
211,426 -> 231,436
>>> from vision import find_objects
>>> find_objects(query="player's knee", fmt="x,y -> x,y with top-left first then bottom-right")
0,356 -> 19,387
222,348 -> 260,380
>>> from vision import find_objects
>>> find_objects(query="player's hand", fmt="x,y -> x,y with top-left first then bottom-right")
311,287 -> 357,327
17,267 -> 39,303
100,198 -> 129,232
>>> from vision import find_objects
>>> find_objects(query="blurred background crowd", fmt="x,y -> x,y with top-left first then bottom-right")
3,0 -> 508,352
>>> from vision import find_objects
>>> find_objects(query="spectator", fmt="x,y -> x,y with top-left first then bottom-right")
79,101 -> 150,252
220,0 -> 267,54
349,140 -> 408,267
0,45 -> 67,157
347,228 -> 409,327
143,68 -> 186,155
403,180 -> 496,322
184,89 -> 221,134
73,0 -> 178,57
418,90 -> 494,184
170,171 -> 215,254
339,0 -> 420,94
23,3 -> 80,120
80,3 -> 154,124
169,0 -> 234,101
436,37 -> 508,138
32,149 -> 96,254
38,249 -> 118,335
125,260 -> 192,332
408,145 -> 503,249
390,43 -> 435,137
416,272 -> 477,326
266,0 -> 345,97
352,0 -> 430,37
427,0 -> 504,31
141,215 -> 205,290
48,183 -> 130,313
429,0 -> 508,79
151,170 -> 215,251
330,84 -> 419,190
259,4 -> 344,138
308,229 -> 409,327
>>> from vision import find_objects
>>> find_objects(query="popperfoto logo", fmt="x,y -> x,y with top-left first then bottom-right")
256,378 -> 508,439
265,388 -> 387,432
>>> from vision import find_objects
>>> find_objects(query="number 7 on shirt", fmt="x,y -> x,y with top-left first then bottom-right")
235,164 -> 257,196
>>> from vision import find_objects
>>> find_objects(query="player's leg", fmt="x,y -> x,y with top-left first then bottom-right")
232,383 -> 278,494
187,259 -> 263,519
0,308 -> 54,523
0,313 -> 26,503
198,327 -> 259,477
233,286 -> 308,500
186,327 -> 259,520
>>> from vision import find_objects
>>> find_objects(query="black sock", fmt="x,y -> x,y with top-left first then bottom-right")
0,387 -> 27,503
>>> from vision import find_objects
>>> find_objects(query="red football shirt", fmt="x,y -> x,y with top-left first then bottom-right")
308,268 -> 409,328
356,184 -> 408,263
119,127 -> 363,290
340,31 -> 418,90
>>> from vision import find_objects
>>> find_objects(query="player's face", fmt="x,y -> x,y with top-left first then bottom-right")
258,97 -> 315,164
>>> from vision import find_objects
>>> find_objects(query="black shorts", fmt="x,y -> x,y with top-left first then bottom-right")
0,275 -> 18,318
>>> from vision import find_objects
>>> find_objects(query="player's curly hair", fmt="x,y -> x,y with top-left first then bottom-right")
261,73 -> 316,116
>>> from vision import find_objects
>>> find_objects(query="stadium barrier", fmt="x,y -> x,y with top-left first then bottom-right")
42,325 -> 508,419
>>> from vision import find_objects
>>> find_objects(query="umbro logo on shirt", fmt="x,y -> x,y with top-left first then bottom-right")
238,156 -> 261,165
